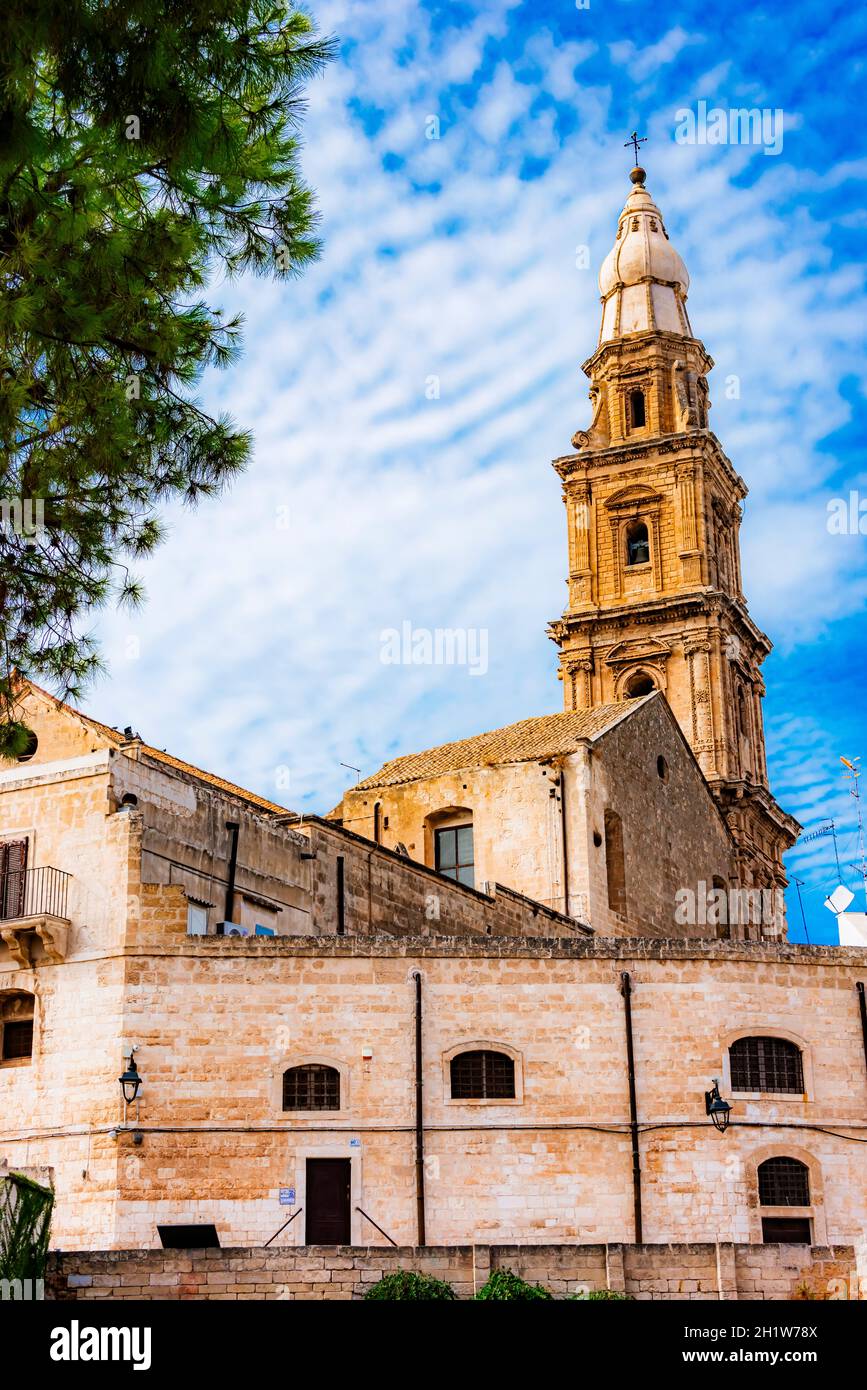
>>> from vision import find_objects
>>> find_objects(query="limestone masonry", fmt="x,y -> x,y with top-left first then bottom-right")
0,169 -> 863,1294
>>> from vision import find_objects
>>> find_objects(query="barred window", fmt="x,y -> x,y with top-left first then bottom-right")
730,1036 -> 803,1093
450,1050 -> 515,1100
2,1018 -> 33,1061
758,1157 -> 810,1207
282,1064 -> 340,1111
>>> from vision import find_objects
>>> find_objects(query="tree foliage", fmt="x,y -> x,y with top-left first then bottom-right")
0,1 -> 333,752
474,1267 -> 554,1300
364,1269 -> 458,1301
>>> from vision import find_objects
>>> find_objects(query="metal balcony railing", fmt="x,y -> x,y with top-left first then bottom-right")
0,866 -> 71,922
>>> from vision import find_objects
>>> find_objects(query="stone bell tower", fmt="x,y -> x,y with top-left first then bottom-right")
547,162 -> 799,901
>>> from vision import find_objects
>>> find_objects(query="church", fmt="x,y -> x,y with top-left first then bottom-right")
1,165 -> 865,1299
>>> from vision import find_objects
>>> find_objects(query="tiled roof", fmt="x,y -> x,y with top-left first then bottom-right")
21,678 -> 291,814
352,698 -> 650,791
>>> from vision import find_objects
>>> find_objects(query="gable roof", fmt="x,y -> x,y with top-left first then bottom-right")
351,698 -> 651,791
17,678 -> 291,815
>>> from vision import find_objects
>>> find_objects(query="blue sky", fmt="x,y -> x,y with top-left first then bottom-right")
88,0 -> 867,943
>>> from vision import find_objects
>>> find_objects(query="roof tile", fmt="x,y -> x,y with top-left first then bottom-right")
353,699 -> 649,790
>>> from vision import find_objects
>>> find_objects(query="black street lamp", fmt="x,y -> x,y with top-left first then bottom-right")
705,1078 -> 732,1133
118,1049 -> 142,1105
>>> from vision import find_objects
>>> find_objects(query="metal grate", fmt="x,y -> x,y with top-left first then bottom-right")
730,1036 -> 804,1093
758,1157 -> 810,1207
450,1050 -> 515,1100
282,1064 -> 340,1111
2,1020 -> 33,1061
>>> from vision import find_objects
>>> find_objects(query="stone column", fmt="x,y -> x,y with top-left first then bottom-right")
676,461 -> 702,585
567,483 -> 593,606
684,635 -> 716,775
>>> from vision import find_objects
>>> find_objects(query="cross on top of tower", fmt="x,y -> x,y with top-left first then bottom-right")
624,130 -> 647,165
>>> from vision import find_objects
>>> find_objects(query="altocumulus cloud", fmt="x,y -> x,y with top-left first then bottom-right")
89,0 -> 867,941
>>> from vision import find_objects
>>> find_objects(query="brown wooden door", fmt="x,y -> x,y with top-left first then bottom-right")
305,1159 -> 351,1245
0,840 -> 27,920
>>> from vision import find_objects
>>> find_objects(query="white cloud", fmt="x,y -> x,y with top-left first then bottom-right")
83,8 -> 866,822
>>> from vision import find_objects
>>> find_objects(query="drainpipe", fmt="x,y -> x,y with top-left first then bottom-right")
857,982 -> 867,1083
412,971 -> 426,1246
221,821 -> 240,930
336,855 -> 345,935
558,761 -> 570,917
619,971 -> 643,1243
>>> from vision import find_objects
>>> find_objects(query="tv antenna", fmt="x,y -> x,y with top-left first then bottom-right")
841,756 -> 867,909
800,819 -> 841,879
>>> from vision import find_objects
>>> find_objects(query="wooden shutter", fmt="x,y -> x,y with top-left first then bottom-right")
0,839 -> 28,919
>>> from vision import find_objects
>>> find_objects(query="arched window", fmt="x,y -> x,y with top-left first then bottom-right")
435,822 -> 474,888
757,1157 -> 813,1242
626,670 -> 655,697
628,389 -> 646,429
625,520 -> 650,566
450,1050 -> 515,1100
282,1063 -> 340,1111
604,809 -> 627,917
0,990 -> 35,1062
730,1037 -> 803,1093
373,802 -> 382,845
758,1157 -> 810,1208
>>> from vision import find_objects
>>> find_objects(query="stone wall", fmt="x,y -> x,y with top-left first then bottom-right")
45,1241 -> 864,1301
336,695 -> 736,936
5,934 -> 866,1252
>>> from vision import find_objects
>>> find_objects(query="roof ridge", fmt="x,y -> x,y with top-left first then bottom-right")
352,700 -> 649,791
18,676 -> 291,815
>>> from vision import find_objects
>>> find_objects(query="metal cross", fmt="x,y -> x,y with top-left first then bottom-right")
624,131 -> 647,164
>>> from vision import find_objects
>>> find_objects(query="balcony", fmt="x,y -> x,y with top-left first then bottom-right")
0,867 -> 72,968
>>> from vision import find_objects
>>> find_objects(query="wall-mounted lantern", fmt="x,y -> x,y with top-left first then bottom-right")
705,1078 -> 731,1133
119,1048 -> 142,1105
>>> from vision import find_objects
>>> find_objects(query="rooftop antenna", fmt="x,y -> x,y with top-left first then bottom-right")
841,756 -> 867,910
340,761 -> 361,785
801,818 -> 841,878
791,875 -> 811,945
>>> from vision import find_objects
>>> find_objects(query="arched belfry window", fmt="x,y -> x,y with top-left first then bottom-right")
625,670 -> 655,697
730,1037 -> 803,1094
628,389 -> 646,429
625,519 -> 650,567
450,1050 -> 515,1100
282,1063 -> 340,1111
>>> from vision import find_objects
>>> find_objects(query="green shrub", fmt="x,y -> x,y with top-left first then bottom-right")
364,1269 -> 457,1300
569,1288 -> 633,1300
474,1267 -> 553,1300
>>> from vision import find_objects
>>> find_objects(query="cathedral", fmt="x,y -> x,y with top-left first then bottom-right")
336,161 -> 798,933
1,166 -> 865,1299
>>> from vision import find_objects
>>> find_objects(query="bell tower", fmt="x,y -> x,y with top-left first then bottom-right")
548,162 -> 799,902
